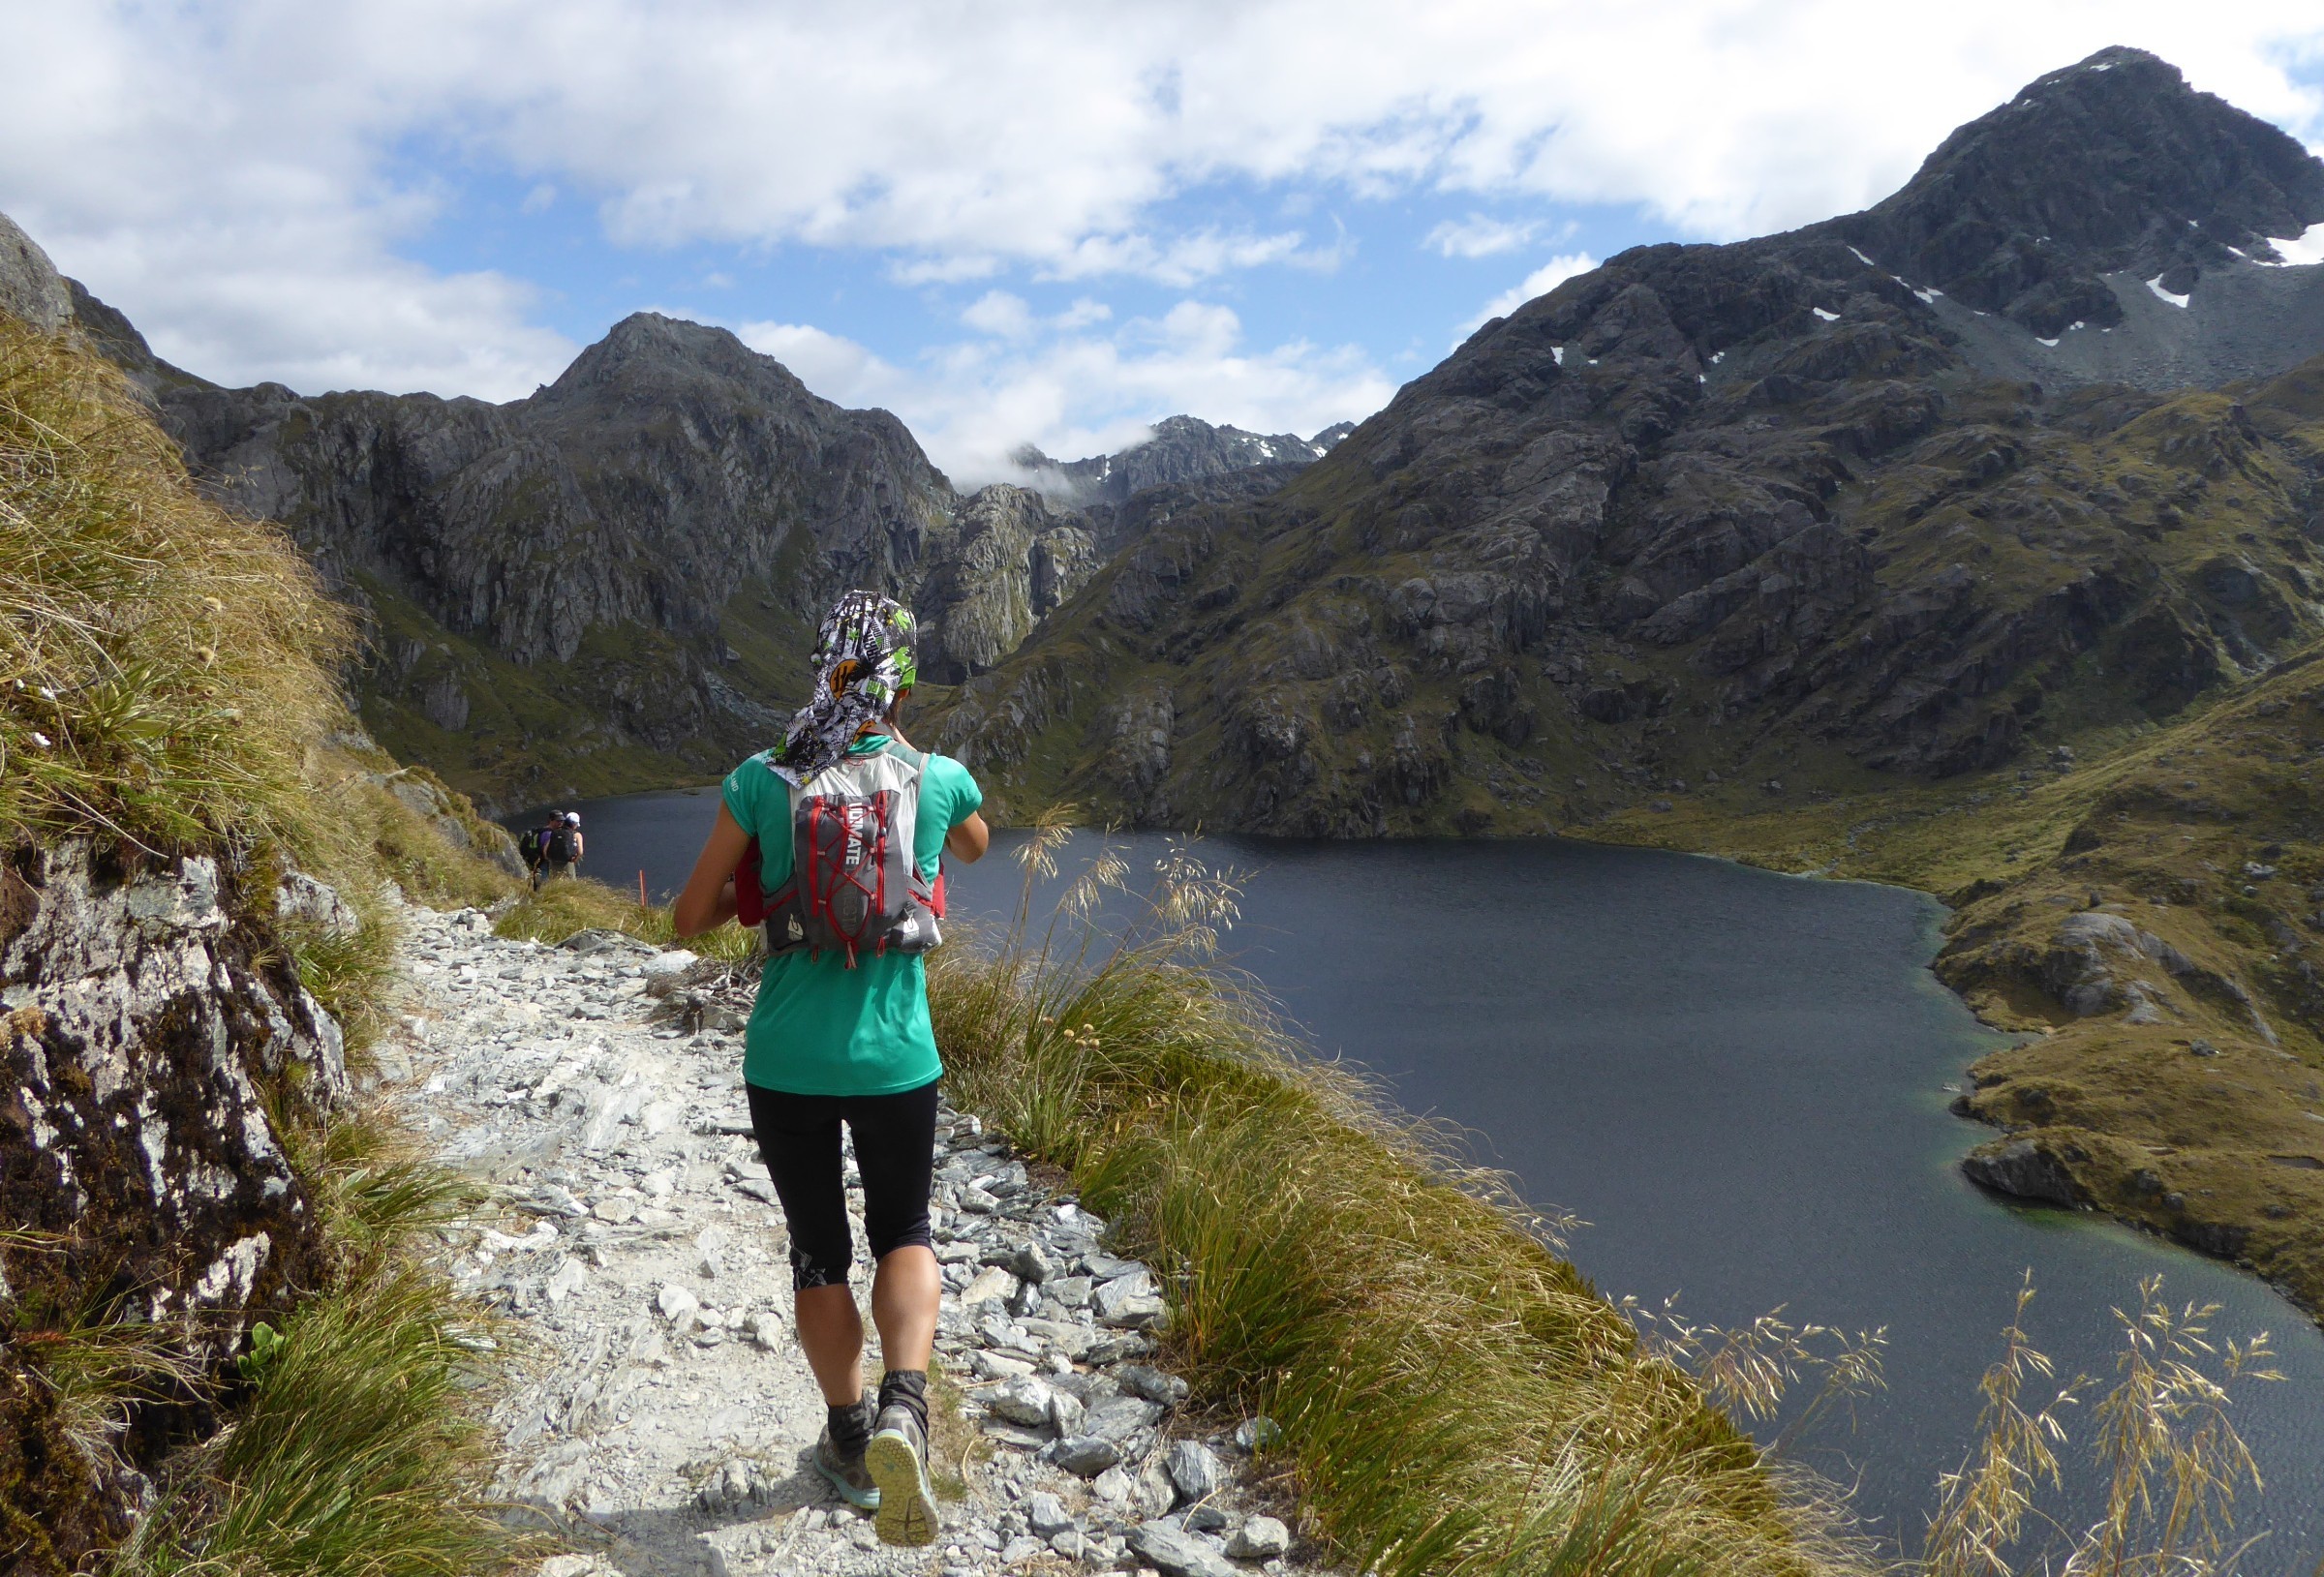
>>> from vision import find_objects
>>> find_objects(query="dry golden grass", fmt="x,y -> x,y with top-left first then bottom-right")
1923,1276 -> 2280,1577
0,318 -> 351,855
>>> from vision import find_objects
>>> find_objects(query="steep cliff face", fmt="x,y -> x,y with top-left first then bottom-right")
930,49 -> 2324,835
916,485 -> 1101,683
115,312 -> 954,807
2,843 -> 350,1566
176,314 -> 953,668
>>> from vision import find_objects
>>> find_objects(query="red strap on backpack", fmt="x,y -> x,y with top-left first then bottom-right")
733,838 -> 943,929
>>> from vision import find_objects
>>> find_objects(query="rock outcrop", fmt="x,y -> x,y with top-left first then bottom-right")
0,212 -> 69,334
931,48 -> 2324,836
1961,1136 -> 2085,1207
2,842 -> 349,1569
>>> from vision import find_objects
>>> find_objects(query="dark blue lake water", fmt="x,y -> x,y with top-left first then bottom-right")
526,788 -> 2324,1568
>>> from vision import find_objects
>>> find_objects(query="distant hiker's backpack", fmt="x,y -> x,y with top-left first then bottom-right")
735,743 -> 945,966
545,824 -> 578,864
517,827 -> 545,865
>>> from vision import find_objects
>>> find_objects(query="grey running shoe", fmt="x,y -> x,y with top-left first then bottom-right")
864,1403 -> 938,1546
812,1423 -> 879,1511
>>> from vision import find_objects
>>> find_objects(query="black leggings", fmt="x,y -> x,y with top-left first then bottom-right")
747,1078 -> 939,1292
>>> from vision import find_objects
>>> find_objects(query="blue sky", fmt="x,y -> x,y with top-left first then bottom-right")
5,3 -> 2324,481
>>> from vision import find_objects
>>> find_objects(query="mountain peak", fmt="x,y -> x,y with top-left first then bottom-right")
537,311 -> 818,409
1833,46 -> 2324,334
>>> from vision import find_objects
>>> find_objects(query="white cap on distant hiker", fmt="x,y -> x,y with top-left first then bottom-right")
565,811 -> 580,824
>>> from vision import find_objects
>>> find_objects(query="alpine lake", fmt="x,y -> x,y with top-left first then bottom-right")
529,786 -> 2324,1568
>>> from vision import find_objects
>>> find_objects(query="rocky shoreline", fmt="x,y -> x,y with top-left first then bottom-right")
387,899 -> 1320,1577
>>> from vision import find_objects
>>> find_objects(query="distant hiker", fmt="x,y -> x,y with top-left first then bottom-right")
519,812 -> 565,889
674,590 -> 988,1547
541,810 -> 584,884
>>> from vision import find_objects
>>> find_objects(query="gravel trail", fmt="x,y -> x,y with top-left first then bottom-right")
382,901 -> 1315,1577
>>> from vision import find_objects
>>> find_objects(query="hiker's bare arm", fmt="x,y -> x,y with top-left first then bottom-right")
674,804 -> 749,937
945,812 -> 990,864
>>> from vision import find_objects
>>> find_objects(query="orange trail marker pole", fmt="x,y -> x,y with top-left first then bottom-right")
638,869 -> 647,906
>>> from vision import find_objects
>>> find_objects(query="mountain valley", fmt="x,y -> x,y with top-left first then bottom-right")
7,44 -> 2324,1317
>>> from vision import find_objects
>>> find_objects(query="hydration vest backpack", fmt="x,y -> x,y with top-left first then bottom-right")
545,824 -> 578,864
517,827 -> 544,865
736,743 -> 945,966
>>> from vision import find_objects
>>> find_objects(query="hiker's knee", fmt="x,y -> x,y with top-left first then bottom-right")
789,1234 -> 855,1292
864,1209 -> 933,1263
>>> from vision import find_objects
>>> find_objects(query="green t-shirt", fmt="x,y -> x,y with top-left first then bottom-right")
720,736 -> 982,1096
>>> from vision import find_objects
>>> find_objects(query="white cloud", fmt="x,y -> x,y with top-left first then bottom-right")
887,254 -> 1004,286
962,290 -> 1037,339
739,301 -> 1392,487
1468,253 -> 1600,332
0,3 -> 576,398
1035,227 -> 1334,288
962,290 -> 1117,340
1425,214 -> 1539,258
520,182 -> 557,215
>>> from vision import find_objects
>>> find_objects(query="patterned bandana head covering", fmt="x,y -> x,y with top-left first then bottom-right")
768,591 -> 919,785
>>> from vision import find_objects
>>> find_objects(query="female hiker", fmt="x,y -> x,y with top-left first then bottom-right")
673,591 -> 988,1547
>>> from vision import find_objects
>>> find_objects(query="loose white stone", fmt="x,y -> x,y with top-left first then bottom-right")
1227,1516 -> 1291,1559
543,1258 -> 589,1304
984,1374 -> 1053,1426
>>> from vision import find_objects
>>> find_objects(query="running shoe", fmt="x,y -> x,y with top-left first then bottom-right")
811,1407 -> 879,1511
864,1402 -> 938,1545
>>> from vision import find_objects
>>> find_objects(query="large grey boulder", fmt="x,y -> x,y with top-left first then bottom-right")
1125,1520 -> 1240,1577
2,843 -> 349,1333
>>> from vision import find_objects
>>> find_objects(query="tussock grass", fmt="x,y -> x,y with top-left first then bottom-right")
929,830 -> 1844,1577
113,1261 -> 516,1577
319,762 -> 524,914
112,1110 -> 524,1577
268,895 -> 402,1057
14,1318 -> 205,1497
0,318 -> 351,854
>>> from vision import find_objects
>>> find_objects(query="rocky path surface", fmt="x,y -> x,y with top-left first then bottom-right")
382,901 -> 1315,1577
